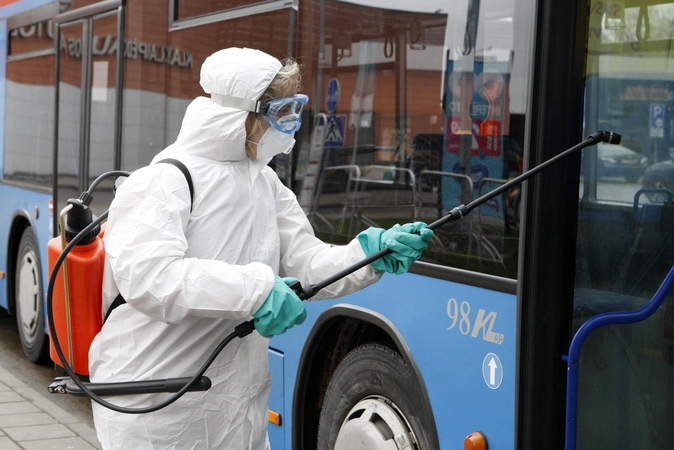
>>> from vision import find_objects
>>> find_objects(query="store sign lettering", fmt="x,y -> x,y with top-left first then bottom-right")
11,23 -> 192,68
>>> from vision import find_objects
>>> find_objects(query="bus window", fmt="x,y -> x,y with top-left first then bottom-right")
120,0 -> 174,171
121,6 -> 294,171
577,0 -> 674,448
5,28 -> 55,190
303,0 -> 530,280
88,11 -> 121,213
56,19 -> 86,209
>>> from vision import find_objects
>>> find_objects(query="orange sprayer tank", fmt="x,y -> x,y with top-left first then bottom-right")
48,226 -> 105,377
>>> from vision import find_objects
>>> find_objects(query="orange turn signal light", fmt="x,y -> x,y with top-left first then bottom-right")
268,410 -> 281,426
464,431 -> 487,450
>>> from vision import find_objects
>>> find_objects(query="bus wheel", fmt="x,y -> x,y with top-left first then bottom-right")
15,228 -> 49,363
317,343 -> 435,450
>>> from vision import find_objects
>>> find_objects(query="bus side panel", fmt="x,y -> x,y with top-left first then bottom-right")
267,348 -> 285,449
269,272 -> 517,449
0,184 -> 52,315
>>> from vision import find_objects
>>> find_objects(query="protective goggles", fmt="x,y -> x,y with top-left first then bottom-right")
211,93 -> 309,134
259,94 -> 308,134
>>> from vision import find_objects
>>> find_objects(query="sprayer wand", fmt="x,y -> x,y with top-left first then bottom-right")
284,130 -> 620,301
48,131 -> 619,410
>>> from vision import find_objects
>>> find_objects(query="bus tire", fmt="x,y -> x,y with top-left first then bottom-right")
15,227 -> 49,363
317,343 -> 435,450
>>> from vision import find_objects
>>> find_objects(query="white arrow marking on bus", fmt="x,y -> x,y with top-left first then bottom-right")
489,357 -> 497,386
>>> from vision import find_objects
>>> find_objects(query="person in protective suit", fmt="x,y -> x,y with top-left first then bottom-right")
88,47 -> 433,449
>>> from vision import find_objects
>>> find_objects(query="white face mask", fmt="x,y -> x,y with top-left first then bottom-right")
248,126 -> 296,160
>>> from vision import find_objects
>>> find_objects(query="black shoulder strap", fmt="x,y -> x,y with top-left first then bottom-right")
158,158 -> 194,211
104,159 -> 194,323
104,293 -> 127,323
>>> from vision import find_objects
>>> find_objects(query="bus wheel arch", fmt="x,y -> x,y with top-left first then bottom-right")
7,215 -> 49,363
292,304 -> 440,450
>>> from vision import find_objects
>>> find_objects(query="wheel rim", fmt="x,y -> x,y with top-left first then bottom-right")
334,396 -> 418,450
17,248 -> 41,345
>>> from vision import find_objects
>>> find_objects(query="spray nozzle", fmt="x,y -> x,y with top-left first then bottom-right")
65,198 -> 100,244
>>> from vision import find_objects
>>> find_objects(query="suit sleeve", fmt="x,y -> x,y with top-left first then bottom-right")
269,172 -> 382,301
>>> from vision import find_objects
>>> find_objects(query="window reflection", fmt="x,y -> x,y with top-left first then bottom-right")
4,54 -> 55,188
56,20 -> 84,209
175,0 -> 284,22
88,12 -> 120,212
121,6 -> 292,170
306,0 -> 531,279
5,21 -> 56,188
118,0 -> 532,279
9,21 -> 54,55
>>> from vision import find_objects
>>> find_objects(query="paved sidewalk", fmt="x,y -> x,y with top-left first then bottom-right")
0,365 -> 101,450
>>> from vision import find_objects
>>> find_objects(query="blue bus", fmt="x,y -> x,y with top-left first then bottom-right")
0,0 -> 673,448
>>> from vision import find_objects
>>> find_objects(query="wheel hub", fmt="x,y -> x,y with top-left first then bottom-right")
17,249 -> 41,344
334,396 -> 417,450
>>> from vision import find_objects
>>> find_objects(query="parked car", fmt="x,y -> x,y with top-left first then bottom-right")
595,143 -> 649,182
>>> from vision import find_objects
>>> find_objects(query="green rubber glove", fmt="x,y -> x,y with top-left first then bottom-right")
357,222 -> 434,275
253,277 -> 307,338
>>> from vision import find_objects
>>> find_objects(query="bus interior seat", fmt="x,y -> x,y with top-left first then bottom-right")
613,188 -> 674,295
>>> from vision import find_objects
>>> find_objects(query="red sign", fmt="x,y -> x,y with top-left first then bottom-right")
0,0 -> 20,6
445,117 -> 501,157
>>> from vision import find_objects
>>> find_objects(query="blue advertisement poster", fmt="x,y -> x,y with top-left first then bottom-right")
442,57 -> 511,217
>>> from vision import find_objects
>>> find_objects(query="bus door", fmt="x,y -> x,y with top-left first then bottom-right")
53,0 -> 124,233
574,0 -> 674,448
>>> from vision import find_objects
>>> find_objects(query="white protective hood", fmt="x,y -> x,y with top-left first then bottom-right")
174,47 -> 282,173
88,47 -> 381,449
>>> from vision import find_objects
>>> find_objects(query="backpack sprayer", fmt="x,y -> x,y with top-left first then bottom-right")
46,131 -> 620,414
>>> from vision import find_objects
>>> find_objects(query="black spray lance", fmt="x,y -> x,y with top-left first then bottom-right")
47,131 -> 620,413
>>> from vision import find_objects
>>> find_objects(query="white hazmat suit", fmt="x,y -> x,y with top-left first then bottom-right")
89,47 -> 381,449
